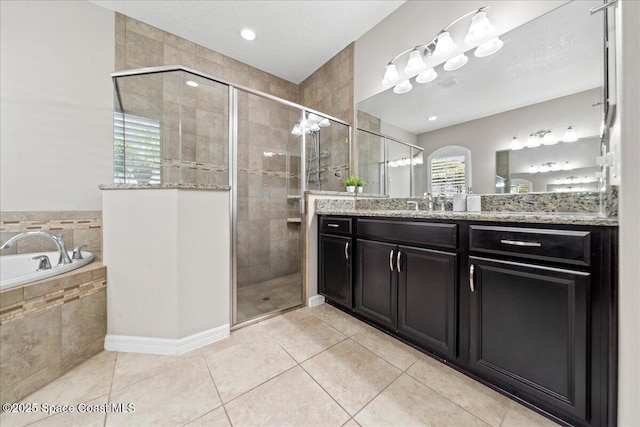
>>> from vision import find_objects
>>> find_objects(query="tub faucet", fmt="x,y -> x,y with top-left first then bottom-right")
1,231 -> 72,265
438,193 -> 447,211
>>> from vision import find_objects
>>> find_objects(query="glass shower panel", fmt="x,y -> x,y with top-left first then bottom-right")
304,116 -> 350,192
113,70 -> 228,185
235,91 -> 304,323
356,129 -> 385,195
387,139 -> 411,198
411,147 -> 426,197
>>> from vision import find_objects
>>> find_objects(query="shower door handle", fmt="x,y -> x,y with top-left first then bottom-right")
344,242 -> 349,260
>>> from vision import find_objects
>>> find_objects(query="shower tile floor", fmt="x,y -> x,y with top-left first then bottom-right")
0,304 -> 560,427
236,273 -> 303,323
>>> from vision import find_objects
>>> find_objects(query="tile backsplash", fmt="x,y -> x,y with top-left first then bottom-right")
0,211 -> 102,256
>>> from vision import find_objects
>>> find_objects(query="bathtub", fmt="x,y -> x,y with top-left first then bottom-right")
0,251 -> 94,291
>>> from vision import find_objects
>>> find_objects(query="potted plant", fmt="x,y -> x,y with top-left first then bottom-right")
344,175 -> 356,192
356,177 -> 365,193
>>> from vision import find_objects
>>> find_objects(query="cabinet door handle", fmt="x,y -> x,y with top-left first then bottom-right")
389,250 -> 395,272
397,251 -> 402,272
469,264 -> 475,292
345,242 -> 349,260
500,239 -> 542,247
327,223 -> 339,228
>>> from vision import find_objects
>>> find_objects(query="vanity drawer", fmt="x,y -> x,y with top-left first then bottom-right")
357,219 -> 457,249
320,216 -> 352,235
469,225 -> 591,266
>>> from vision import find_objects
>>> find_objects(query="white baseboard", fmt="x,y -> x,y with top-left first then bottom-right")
104,324 -> 230,355
308,294 -> 325,307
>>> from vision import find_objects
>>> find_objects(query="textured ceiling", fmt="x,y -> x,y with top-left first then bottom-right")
357,0 -> 604,135
91,0 -> 405,84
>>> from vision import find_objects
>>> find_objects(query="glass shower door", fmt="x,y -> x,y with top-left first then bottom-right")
233,90 -> 304,324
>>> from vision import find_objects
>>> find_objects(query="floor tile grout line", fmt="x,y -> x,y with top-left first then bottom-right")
403,365 -> 499,427
349,369 -> 406,421
103,351 -> 119,427
297,362 -> 353,420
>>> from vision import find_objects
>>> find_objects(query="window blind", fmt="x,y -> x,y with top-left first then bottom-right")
430,155 -> 466,194
114,112 -> 161,184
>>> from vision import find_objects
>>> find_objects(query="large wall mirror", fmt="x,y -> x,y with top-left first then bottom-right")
357,0 -> 609,195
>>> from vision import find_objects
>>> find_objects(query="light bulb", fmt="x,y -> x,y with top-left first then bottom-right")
433,32 -> 457,57
474,37 -> 503,57
404,48 -> 427,76
526,133 -> 540,148
529,165 -> 537,174
291,125 -> 302,136
381,63 -> 400,88
307,113 -> 319,123
510,136 -> 522,150
465,11 -> 496,45
309,123 -> 320,132
318,118 -> 330,127
542,131 -> 558,145
443,53 -> 468,71
562,161 -> 572,171
416,68 -> 438,84
563,126 -> 578,142
393,80 -> 413,94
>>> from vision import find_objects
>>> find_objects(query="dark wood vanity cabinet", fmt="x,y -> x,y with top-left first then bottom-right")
468,224 -> 617,427
318,216 -> 617,427
355,219 -> 458,358
318,217 -> 353,309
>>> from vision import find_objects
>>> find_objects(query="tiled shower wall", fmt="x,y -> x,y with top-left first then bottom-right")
236,92 -> 302,288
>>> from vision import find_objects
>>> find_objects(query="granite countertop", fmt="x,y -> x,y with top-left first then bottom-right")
99,183 -> 231,191
316,207 -> 618,226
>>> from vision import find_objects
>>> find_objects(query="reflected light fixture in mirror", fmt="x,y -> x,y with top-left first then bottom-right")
563,126 -> 578,142
381,7 -> 503,94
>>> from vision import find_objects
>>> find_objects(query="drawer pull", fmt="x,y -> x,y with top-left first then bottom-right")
327,224 -> 340,228
345,242 -> 349,260
389,250 -> 395,272
469,264 -> 475,292
397,251 -> 402,272
500,239 -> 542,247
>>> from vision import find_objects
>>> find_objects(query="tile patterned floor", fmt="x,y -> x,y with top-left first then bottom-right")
236,273 -> 303,323
0,304 -> 560,427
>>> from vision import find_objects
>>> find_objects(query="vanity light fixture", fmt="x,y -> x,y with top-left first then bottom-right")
381,6 -> 503,94
526,133 -> 541,148
542,131 -> 558,145
291,112 -> 331,136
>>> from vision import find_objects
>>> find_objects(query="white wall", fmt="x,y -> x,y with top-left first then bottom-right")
354,1 -> 567,103
416,89 -> 601,194
0,1 -> 114,211
103,189 -> 231,353
616,1 -> 640,425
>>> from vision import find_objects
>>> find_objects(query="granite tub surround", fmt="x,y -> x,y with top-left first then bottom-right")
0,261 -> 107,405
0,211 -> 102,256
315,198 -> 618,226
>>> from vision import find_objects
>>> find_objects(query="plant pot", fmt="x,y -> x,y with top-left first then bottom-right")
357,186 -> 364,193
346,186 -> 356,193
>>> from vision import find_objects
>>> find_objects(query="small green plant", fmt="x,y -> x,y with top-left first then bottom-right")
344,175 -> 356,186
356,177 -> 365,187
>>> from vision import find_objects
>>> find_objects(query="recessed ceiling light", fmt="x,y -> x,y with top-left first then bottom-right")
240,28 -> 256,41
428,116 -> 437,121
186,80 -> 198,87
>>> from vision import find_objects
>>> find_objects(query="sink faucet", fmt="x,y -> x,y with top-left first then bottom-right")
407,201 -> 419,211
1,231 -> 72,265
423,193 -> 433,212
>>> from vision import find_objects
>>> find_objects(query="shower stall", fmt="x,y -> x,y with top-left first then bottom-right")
112,66 -> 350,326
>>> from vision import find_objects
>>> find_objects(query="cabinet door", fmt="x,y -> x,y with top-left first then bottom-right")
319,234 -> 352,308
469,256 -> 589,421
397,246 -> 456,358
356,239 -> 397,330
